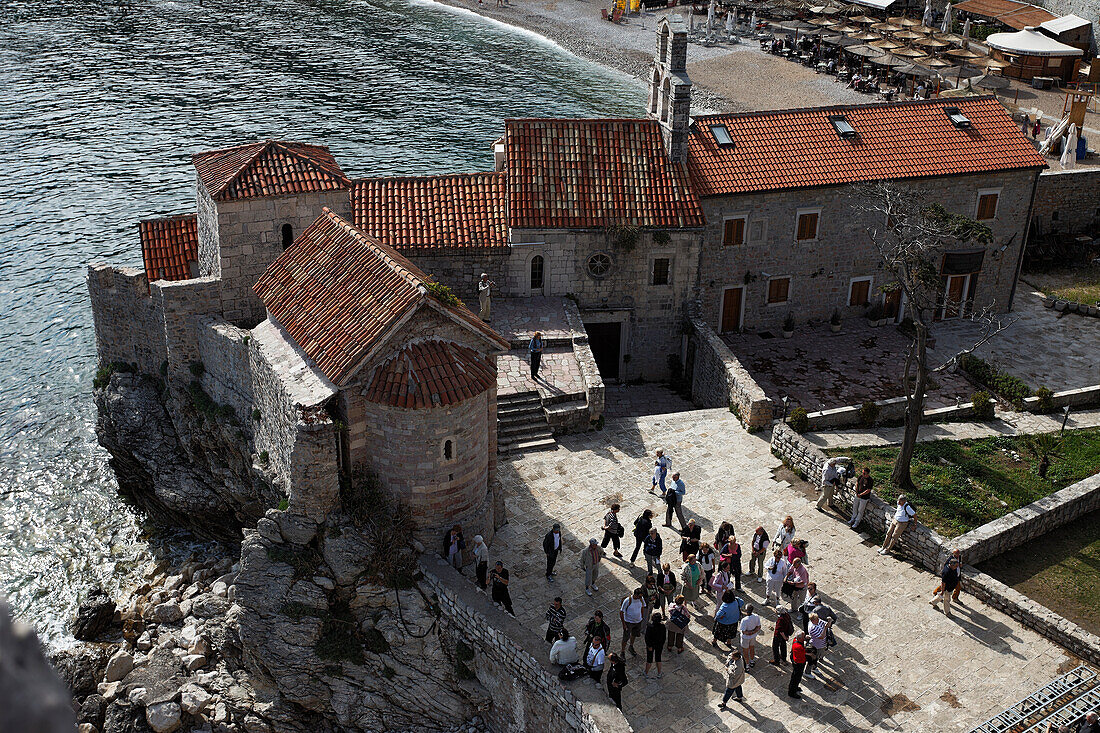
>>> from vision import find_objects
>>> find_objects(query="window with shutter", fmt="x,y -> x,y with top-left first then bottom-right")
796,212 -> 819,241
976,193 -> 999,221
767,277 -> 790,304
849,278 -> 871,306
651,257 -> 671,286
723,217 -> 746,246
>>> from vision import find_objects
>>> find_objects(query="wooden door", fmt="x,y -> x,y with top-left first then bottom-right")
944,275 -> 967,319
721,287 -> 743,333
883,289 -> 901,320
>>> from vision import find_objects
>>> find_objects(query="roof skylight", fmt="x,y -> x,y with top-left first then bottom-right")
829,115 -> 857,139
710,124 -> 735,148
944,107 -> 972,129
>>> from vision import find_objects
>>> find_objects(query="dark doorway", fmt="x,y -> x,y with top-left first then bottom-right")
585,321 -> 621,380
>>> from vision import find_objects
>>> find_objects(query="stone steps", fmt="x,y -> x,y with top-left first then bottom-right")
497,390 -> 555,455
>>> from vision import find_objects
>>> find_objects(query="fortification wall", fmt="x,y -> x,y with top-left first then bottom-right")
405,251 -> 510,304
150,276 -> 223,385
86,264 -> 167,375
1033,168 -> 1100,238
197,318 -> 254,425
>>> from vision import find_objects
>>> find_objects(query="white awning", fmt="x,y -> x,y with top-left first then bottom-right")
1039,14 -> 1090,35
850,0 -> 897,9
986,27 -> 1085,56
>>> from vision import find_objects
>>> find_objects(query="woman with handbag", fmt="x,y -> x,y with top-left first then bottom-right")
666,595 -> 691,653
719,535 -> 743,591
601,503 -> 624,558
605,653 -> 628,709
764,549 -> 789,607
772,516 -> 795,553
710,590 -> 743,649
710,560 -> 733,610
698,542 -> 716,589
657,563 -> 677,612
680,554 -> 704,608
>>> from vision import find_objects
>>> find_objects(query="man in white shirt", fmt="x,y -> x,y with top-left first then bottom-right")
619,588 -> 648,658
478,273 -> 495,322
584,636 -> 607,685
550,630 -> 579,666
650,449 -> 671,496
738,603 -> 762,668
818,457 -> 849,512
880,495 -> 916,555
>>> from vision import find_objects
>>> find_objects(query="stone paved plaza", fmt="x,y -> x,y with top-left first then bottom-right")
498,347 -> 585,399
487,404 -> 1080,732
604,384 -> 696,420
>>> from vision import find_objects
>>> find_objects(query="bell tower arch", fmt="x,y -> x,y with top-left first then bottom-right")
647,15 -> 693,165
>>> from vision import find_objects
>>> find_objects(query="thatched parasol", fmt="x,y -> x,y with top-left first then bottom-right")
847,43 -> 887,58
914,36 -> 950,48
977,57 -> 1009,71
969,73 -> 1010,90
924,57 -> 953,68
821,33 -> 860,46
888,16 -> 922,27
891,46 -> 929,58
870,38 -> 903,49
893,30 -> 925,41
849,14 -> 878,24
896,61 -> 937,76
850,30 -> 881,41
808,16 -> 837,25
833,23 -> 861,33
946,47 -> 984,60
870,21 -> 902,32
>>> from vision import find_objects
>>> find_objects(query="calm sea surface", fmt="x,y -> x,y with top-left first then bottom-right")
0,0 -> 644,641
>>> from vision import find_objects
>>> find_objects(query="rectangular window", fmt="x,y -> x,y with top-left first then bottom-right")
651,257 -> 671,286
767,277 -> 790,305
849,278 -> 871,307
723,217 -> 746,246
976,191 -> 999,221
796,211 -> 819,241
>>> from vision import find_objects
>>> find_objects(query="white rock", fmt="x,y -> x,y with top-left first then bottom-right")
179,624 -> 198,646
182,654 -> 208,671
312,576 -> 335,591
164,575 -> 184,591
180,683 -> 213,715
242,713 -> 271,733
136,630 -> 153,651
97,680 -> 120,701
214,702 -> 229,724
104,649 -> 134,683
78,723 -> 98,733
151,602 -> 183,624
180,598 -> 193,617
189,636 -> 210,657
128,686 -> 149,705
182,583 -> 201,600
211,581 -> 228,598
145,701 -> 182,733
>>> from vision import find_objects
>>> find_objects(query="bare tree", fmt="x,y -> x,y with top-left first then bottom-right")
854,182 -> 1015,492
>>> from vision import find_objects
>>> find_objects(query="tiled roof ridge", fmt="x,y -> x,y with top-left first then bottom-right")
352,171 -> 502,184
692,94 -> 1003,123
273,141 -> 351,187
141,211 -> 197,222
192,140 -> 349,200
505,117 -> 654,123
320,208 -> 429,295
191,142 -> 266,196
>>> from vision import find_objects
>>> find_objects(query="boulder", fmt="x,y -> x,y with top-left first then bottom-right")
145,701 -> 181,733
182,654 -> 207,672
179,683 -> 212,716
79,693 -> 107,730
78,723 -> 99,733
105,650 -> 134,683
149,603 -> 183,624
48,642 -> 111,698
73,588 -> 117,641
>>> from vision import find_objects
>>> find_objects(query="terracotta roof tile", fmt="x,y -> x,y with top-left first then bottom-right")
504,118 -> 705,229
366,340 -> 496,408
687,97 -> 1047,198
139,214 -> 198,283
253,209 -> 506,386
192,140 -> 350,202
351,173 -> 508,251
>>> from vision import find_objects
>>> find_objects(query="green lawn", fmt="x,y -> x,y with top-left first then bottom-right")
827,428 -> 1100,538
1023,267 -> 1100,305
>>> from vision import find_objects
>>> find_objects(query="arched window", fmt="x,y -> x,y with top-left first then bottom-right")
649,68 -> 661,115
661,78 -> 672,123
659,27 -> 670,65
443,439 -> 454,461
530,255 -> 545,291
281,223 -> 294,250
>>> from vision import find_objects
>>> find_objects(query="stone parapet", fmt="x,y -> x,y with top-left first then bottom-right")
197,318 -> 253,425
150,276 -> 222,386
687,316 -> 773,428
563,298 -> 605,425
1033,167 -> 1100,237
419,558 -> 632,733
86,264 -> 167,375
1023,385 -> 1100,412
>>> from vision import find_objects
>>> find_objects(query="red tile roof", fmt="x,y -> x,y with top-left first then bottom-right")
365,340 -> 496,408
351,173 -> 508,251
192,140 -> 350,202
504,118 -> 705,229
140,214 -> 198,283
687,97 -> 1047,198
253,209 -> 507,386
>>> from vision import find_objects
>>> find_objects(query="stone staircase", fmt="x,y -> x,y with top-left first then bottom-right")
497,391 -> 556,455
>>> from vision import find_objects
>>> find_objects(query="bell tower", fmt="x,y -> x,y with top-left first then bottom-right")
648,15 -> 693,165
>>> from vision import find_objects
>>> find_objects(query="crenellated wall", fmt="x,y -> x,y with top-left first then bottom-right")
196,318 -> 254,425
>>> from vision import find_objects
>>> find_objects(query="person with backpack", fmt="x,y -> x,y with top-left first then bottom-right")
601,503 -> 624,558
931,556 -> 962,618
629,509 -> 654,564
605,652 -> 628,709
650,448 -> 671,497
619,587 -> 648,658
880,495 -> 916,555
643,527 -> 663,577
710,589 -> 744,649
584,610 -> 611,650
583,636 -> 606,685
666,595 -> 690,654
769,606 -> 794,667
643,612 -> 666,679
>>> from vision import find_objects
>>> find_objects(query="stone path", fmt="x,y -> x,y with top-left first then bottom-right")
483,402 -> 1080,733
497,348 -> 585,400
604,385 -> 696,421
491,296 -> 575,346
805,406 -> 1100,450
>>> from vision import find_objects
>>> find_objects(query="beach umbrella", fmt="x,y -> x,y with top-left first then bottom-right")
892,46 -> 928,58
897,61 -> 936,76
847,43 -> 887,58
962,18 -> 970,48
946,47 -> 982,60
870,38 -> 902,49
871,22 -> 902,32
970,73 -> 1009,89
834,23 -> 860,33
915,36 -> 949,48
808,16 -> 836,25
940,2 -> 952,34
923,0 -> 933,29
979,58 -> 1009,71
849,14 -> 877,24
924,57 -> 953,67
913,25 -> 936,35
889,16 -> 922,27
893,30 -> 924,40
1061,124 -> 1077,169
850,30 -> 881,40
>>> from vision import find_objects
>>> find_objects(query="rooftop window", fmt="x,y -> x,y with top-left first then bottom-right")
944,107 -> 972,129
710,124 -> 735,148
829,115 -> 857,139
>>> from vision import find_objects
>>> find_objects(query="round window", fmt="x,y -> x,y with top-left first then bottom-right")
586,252 -> 613,279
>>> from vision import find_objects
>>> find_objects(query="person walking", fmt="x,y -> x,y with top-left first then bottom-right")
717,648 -> 746,708
528,331 -> 544,380
785,557 -> 810,613
664,472 -> 687,528
581,538 -> 604,596
770,606 -> 794,666
711,590 -> 743,649
805,612 -> 830,679
550,629 -> 579,665
738,603 -> 761,668
619,588 -> 648,658
681,554 -> 704,609
880,495 -> 916,555
773,516 -> 796,553
583,636 -> 606,685
605,653 -> 627,709
720,534 -> 743,590
788,631 -> 808,698
443,524 -> 465,572
818,456 -> 849,512
849,467 -> 873,529
657,562 -> 677,611
477,273 -> 494,322
545,596 -> 568,643
931,556 -> 962,618
584,610 -> 611,650
644,612 -> 666,679
680,518 -> 702,562
643,527 -> 664,577
666,595 -> 691,653
710,560 -> 733,610
601,503 -> 624,558
749,526 -> 769,581
489,561 -> 514,616
471,534 -> 489,590
543,523 -> 562,582
932,548 -> 965,605
641,575 -> 661,623
630,509 -> 654,564
764,548 -> 789,606
650,448 -> 671,496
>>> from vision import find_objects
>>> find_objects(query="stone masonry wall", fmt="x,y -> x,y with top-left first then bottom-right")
419,558 -> 632,733
197,318 -> 254,425
406,251 -> 510,305
1032,168 -> 1100,238
698,170 -> 1038,333
770,422 -> 948,571
149,276 -> 223,386
688,316 -> 774,428
86,264 -> 167,375
950,472 -> 1100,565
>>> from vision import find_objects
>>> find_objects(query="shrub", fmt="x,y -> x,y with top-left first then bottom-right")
971,391 -> 995,420
653,230 -> 671,245
252,408 -> 262,422
788,407 -> 809,433
341,467 -> 416,586
425,280 -> 463,308
93,361 -> 136,389
259,450 -> 270,464
865,302 -> 884,321
782,312 -> 795,332
1034,386 -> 1055,413
277,497 -> 289,511
858,401 -> 881,427
959,353 -> 1031,405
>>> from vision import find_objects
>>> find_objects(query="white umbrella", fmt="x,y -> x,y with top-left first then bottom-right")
940,3 -> 952,33
751,11 -> 758,30
923,0 -> 933,29
725,10 -> 734,37
962,18 -> 970,49
1061,124 -> 1078,169
708,0 -> 715,35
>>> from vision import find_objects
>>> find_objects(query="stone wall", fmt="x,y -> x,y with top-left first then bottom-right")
1023,384 -> 1100,411
950,472 -> 1100,565
770,423 -> 948,571
150,276 -> 223,386
697,170 -> 1038,333
87,264 -> 167,375
803,396 -> 981,432
405,251 -> 510,305
687,316 -> 774,428
1032,168 -> 1100,238
419,558 -> 632,733
563,298 -> 606,426
197,318 -> 254,425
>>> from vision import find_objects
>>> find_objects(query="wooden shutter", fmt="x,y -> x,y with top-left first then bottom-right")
849,280 -> 870,306
724,218 -> 745,246
976,193 -> 998,221
797,212 -> 819,241
768,278 -> 789,304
